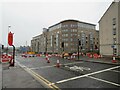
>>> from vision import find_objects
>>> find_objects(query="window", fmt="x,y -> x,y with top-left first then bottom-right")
66,43 -> 68,47
113,28 -> 116,35
113,18 -> 116,25
113,38 -> 117,44
66,34 -> 68,37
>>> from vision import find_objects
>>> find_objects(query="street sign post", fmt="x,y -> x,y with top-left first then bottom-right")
8,31 -> 15,67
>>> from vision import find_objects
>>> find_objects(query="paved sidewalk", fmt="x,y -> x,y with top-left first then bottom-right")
74,56 -> 120,65
2,62 -> 44,88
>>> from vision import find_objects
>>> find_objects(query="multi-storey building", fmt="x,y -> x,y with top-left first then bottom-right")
99,1 -> 120,56
31,19 -> 99,54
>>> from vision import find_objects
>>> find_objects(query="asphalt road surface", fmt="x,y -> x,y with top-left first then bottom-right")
4,55 -> 120,89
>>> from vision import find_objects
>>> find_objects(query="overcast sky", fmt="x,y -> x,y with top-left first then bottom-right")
0,0 -> 113,47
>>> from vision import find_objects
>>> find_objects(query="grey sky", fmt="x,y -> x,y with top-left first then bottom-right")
1,0 -> 113,47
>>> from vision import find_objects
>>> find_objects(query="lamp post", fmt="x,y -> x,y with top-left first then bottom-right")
45,36 -> 47,55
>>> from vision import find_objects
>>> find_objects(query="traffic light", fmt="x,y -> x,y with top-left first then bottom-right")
95,45 -> 98,49
2,45 -> 4,49
61,42 -> 64,48
79,40 -> 81,46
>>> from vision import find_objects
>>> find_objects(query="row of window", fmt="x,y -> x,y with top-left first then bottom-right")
78,23 -> 95,29
49,23 -> 95,32
112,18 -> 117,47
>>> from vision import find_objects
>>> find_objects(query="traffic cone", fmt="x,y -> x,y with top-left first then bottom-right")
73,55 -> 75,59
71,55 -> 73,60
47,58 -> 50,63
46,55 -> 50,63
45,54 -> 48,60
112,56 -> 117,63
56,60 -> 60,68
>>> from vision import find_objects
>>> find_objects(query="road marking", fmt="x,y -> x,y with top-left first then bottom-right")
29,61 -> 83,69
87,76 -> 120,87
16,61 -> 60,90
63,61 -> 83,65
109,70 -> 120,73
55,65 -> 120,84
40,65 -> 56,69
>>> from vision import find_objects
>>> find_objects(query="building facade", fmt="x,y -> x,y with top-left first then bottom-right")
99,1 -> 120,56
31,19 -> 99,54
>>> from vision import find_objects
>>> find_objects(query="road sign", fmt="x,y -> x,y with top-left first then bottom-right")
8,32 -> 13,46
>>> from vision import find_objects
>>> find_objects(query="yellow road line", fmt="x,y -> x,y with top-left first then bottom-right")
17,62 -> 60,90
28,68 -> 60,90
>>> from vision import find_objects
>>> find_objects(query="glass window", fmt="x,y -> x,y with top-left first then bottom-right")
66,43 -> 68,47
113,38 -> 116,44
113,28 -> 116,35
113,18 -> 116,25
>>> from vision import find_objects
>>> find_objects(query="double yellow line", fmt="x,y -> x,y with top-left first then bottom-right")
18,62 -> 60,90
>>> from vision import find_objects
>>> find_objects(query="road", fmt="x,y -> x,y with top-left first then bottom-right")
3,55 -> 120,89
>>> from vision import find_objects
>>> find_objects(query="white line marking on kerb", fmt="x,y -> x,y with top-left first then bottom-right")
56,66 -> 120,84
87,76 -> 120,87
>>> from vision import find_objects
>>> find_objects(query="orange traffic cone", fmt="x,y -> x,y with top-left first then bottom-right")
47,57 -> 50,63
46,54 -> 48,60
56,60 -> 60,68
71,55 -> 73,60
112,56 -> 117,63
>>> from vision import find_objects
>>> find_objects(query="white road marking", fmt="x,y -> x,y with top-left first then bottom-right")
30,61 -> 83,69
56,66 -> 120,84
63,61 -> 83,65
109,70 -> 120,73
40,65 -> 56,69
87,76 -> 120,87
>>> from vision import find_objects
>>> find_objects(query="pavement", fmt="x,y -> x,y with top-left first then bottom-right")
2,62 -> 45,88
0,63 -> 2,90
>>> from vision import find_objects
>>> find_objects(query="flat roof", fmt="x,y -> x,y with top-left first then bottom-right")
49,19 -> 96,29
